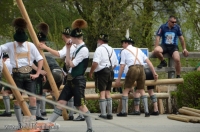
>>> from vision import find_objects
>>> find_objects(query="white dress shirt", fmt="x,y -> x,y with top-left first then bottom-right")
4,58 -> 12,74
68,42 -> 89,73
120,45 -> 147,67
93,44 -> 118,72
0,41 -> 43,68
58,44 -> 76,59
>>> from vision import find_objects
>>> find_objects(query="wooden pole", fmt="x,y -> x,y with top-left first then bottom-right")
167,114 -> 189,122
182,107 -> 200,114
15,0 -> 68,120
2,63 -> 31,116
157,87 -> 164,114
59,78 -> 184,90
175,114 -> 199,123
179,108 -> 200,117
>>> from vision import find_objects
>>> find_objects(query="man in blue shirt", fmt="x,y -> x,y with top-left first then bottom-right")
153,16 -> 188,78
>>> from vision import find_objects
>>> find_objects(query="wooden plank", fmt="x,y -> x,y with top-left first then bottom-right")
59,78 -> 183,90
6,93 -> 169,101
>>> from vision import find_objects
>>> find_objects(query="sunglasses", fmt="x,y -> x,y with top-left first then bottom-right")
170,20 -> 176,24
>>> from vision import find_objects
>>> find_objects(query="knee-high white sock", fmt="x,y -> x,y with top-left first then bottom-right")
106,98 -> 112,115
40,92 -> 46,113
99,99 -> 106,116
121,96 -> 128,113
48,107 -> 62,122
3,96 -> 10,113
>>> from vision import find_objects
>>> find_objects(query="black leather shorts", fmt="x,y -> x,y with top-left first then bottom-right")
94,68 -> 112,92
58,76 -> 86,106
12,72 -> 36,96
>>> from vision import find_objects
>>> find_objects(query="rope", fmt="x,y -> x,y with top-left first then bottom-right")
0,81 -> 141,132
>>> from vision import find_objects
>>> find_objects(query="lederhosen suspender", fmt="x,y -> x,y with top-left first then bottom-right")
125,48 -> 141,65
102,46 -> 113,69
13,41 -> 31,68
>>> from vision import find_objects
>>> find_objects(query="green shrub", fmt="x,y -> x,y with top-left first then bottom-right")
176,71 -> 200,109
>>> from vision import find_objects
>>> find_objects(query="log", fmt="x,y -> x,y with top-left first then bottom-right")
182,107 -> 200,114
167,114 -> 189,122
10,92 -> 169,100
15,0 -> 68,120
176,114 -> 200,123
178,108 -> 200,117
2,63 -> 31,116
157,87 -> 164,114
59,78 -> 184,90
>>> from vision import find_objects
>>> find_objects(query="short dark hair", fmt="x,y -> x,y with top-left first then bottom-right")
169,15 -> 176,20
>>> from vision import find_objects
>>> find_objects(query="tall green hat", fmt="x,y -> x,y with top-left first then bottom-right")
13,18 -> 28,42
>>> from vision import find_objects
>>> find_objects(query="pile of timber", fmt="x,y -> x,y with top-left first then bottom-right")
167,107 -> 200,123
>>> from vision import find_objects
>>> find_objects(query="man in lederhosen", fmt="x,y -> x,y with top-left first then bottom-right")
0,18 -> 43,127
32,22 -> 64,120
89,34 -> 118,120
0,53 -> 13,117
115,34 -> 158,117
47,19 -> 94,132
128,63 -> 159,116
39,27 -> 84,121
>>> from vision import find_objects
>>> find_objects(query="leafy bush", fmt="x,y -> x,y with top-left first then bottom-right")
176,71 -> 200,109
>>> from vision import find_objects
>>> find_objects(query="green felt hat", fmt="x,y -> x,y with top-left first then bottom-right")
62,27 -> 71,35
98,34 -> 109,42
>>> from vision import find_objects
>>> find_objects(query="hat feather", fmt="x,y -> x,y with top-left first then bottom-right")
13,18 -> 27,31
37,22 -> 49,36
125,29 -> 129,39
71,19 -> 87,29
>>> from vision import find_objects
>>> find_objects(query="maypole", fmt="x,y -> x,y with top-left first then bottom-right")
15,0 -> 68,120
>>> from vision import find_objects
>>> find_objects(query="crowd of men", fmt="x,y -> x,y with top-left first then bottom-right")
0,15 -> 188,132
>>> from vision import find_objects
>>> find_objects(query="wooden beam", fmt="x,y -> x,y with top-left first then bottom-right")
2,63 -> 31,116
17,93 -> 169,100
15,0 -> 68,120
59,78 -> 184,90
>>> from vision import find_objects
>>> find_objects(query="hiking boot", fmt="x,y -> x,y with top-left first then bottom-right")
73,115 -> 85,121
107,114 -> 113,120
128,111 -> 141,115
0,111 -> 12,117
116,112 -> 127,117
176,75 -> 181,78
145,112 -> 150,117
151,111 -> 159,116
157,60 -> 167,68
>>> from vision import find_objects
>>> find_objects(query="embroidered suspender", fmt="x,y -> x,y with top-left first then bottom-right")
13,42 -> 31,68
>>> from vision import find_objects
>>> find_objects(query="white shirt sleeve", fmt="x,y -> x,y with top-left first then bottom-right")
72,47 -> 89,66
58,46 -> 66,58
112,51 -> 118,66
92,47 -> 102,64
120,50 -> 126,65
58,45 -> 76,59
30,43 -> 43,62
